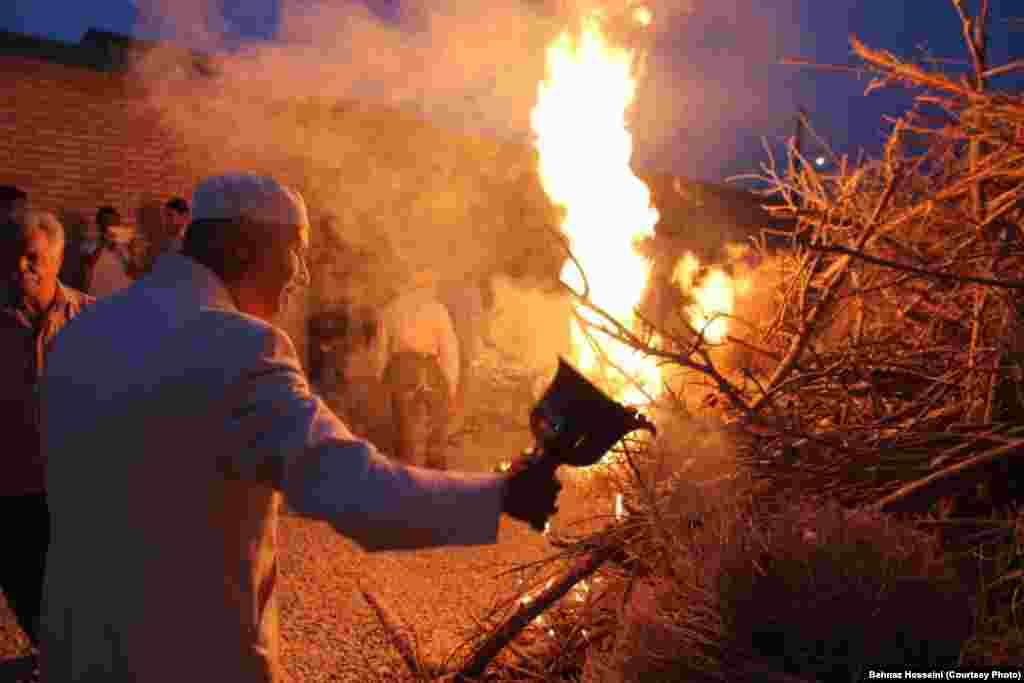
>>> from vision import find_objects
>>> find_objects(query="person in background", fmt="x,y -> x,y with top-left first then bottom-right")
0,186 -> 27,221
309,303 -> 388,443
58,215 -> 100,292
85,206 -> 137,297
338,303 -> 389,441
440,272 -> 493,422
0,210 -> 93,676
38,173 -> 562,683
379,266 -> 460,470
162,196 -> 190,253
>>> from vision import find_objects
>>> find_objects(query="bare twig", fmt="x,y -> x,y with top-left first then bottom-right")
359,586 -> 427,677
454,545 -> 618,682
873,437 -> 1024,513
806,242 -> 1024,290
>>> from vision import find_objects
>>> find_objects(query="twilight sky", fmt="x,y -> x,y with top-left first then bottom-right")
2,0 -> 1021,183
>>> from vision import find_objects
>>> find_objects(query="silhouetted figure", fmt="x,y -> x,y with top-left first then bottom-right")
380,267 -> 460,469
0,186 -> 27,221
162,196 -> 190,253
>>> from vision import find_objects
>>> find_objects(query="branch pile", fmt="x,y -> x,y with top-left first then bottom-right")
565,13 -> 1024,513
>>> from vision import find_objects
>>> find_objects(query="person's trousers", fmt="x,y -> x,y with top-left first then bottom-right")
383,352 -> 451,470
0,492 -> 49,647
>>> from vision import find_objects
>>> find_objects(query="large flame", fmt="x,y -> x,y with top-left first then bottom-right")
530,10 -> 660,404
530,9 -> 748,408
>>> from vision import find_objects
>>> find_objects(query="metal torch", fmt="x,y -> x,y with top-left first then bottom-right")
526,356 -> 656,474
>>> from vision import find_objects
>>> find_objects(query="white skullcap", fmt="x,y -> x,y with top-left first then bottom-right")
191,173 -> 309,229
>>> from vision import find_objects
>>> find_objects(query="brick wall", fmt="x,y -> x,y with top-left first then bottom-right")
0,56 -> 199,244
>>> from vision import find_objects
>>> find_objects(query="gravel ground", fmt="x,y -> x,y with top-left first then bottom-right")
0,436 -> 609,683
0,488 -> 599,683
1,352 -> 617,681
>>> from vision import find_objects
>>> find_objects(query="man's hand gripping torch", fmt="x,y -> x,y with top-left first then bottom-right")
502,357 -> 657,531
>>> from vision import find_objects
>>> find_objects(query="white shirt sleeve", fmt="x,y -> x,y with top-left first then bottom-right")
371,316 -> 389,381
224,325 -> 504,551
436,303 -> 460,402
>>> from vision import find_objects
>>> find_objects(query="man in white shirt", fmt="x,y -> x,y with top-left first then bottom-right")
440,273 -> 492,420
85,206 -> 136,298
39,173 -> 563,683
379,267 -> 460,469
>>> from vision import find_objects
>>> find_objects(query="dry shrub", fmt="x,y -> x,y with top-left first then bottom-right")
589,483 -> 971,683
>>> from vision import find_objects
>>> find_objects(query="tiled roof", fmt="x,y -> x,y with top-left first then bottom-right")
0,27 -> 209,74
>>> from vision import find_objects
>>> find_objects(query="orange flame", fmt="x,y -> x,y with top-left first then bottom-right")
530,10 -> 660,404
674,251 -> 742,344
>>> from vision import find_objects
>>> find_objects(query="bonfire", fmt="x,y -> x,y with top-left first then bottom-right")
368,1 -> 1024,679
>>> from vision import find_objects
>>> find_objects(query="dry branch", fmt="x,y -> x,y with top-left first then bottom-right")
359,586 -> 425,677
429,6 -> 1024,679
454,545 -> 618,682
873,438 -> 1024,514
808,241 -> 1024,290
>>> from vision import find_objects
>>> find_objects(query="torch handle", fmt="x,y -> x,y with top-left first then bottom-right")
527,445 -> 563,478
510,446 -> 562,533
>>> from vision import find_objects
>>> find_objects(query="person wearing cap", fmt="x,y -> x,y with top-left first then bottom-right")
379,266 -> 461,469
0,210 -> 93,672
163,196 -> 191,253
84,206 -> 139,297
38,173 -> 563,683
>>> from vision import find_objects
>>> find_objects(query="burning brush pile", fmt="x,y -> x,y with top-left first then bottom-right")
367,3 -> 1024,681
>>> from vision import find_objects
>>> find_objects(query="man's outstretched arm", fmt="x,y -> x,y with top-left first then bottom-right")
224,324 -> 510,552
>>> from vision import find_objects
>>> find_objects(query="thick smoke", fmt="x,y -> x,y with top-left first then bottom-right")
125,0 -> 798,414
122,1 -> 583,379
130,0 -> 574,289
630,0 -> 814,179
132,0 -> 562,146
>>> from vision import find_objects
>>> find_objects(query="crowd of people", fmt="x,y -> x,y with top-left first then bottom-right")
0,174 -> 563,682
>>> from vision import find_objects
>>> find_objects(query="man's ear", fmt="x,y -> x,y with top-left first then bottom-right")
233,245 -> 253,265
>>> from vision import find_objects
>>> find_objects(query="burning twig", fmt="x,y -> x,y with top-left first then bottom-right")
454,544 -> 620,682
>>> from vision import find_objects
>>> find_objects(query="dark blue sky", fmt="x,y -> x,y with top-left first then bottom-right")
2,0 -> 1021,182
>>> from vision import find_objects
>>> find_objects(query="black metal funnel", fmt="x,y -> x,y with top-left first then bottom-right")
529,356 -> 656,468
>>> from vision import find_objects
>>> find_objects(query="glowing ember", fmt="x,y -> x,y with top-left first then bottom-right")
531,10 -> 660,405
690,267 -> 734,343
673,251 -> 737,344
633,6 -> 653,26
